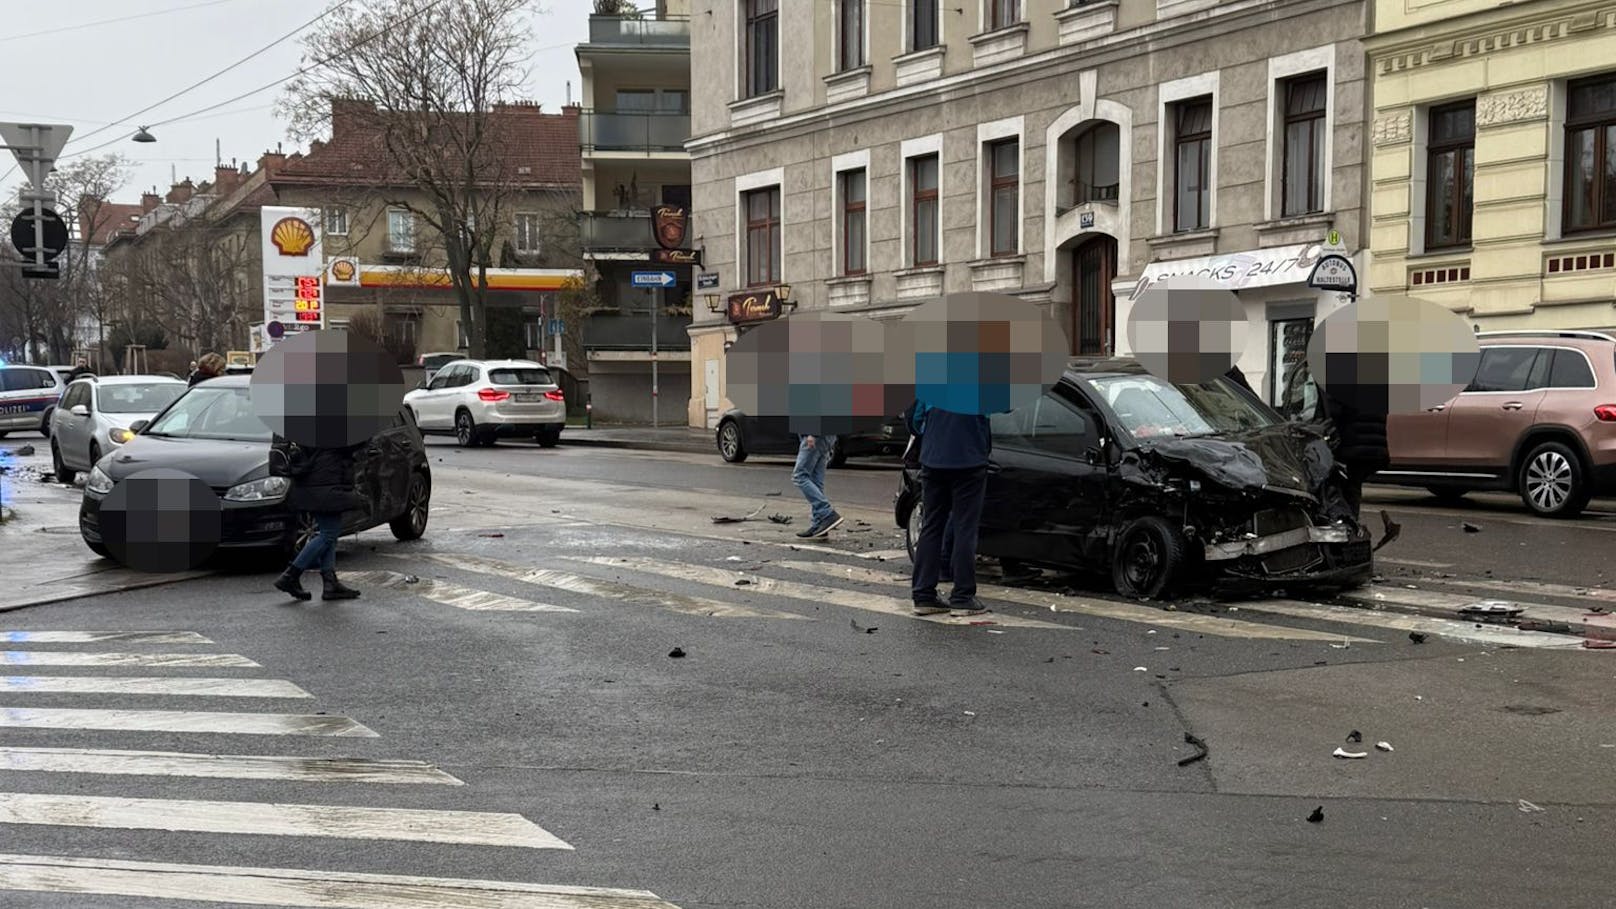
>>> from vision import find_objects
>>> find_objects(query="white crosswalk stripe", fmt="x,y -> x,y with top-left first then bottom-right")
0,651 -> 259,668
0,748 -> 463,785
0,706 -> 377,736
0,632 -> 212,645
344,570 -> 578,613
0,676 -> 312,697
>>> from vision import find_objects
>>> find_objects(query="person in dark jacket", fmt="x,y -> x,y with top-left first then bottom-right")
64,358 -> 94,383
908,404 -> 993,616
270,435 -> 363,601
1321,382 -> 1388,519
189,353 -> 225,387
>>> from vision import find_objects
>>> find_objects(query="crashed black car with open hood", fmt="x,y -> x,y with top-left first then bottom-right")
894,358 -> 1372,599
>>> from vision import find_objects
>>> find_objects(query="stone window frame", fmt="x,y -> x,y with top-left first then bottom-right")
1156,70 -> 1220,237
1424,100 -> 1477,252
832,149 -> 872,277
976,116 -> 1025,259
734,166 -> 787,289
902,133 -> 945,268
1264,45 -> 1336,223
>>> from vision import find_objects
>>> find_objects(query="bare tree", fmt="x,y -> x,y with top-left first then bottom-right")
279,0 -> 541,359
51,155 -> 132,366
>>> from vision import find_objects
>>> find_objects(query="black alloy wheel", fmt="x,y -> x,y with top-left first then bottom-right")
1112,516 -> 1189,600
390,472 -> 431,541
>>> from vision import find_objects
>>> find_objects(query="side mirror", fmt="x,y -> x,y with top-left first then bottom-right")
70,404 -> 90,417
128,420 -> 149,434
1085,447 -> 1100,466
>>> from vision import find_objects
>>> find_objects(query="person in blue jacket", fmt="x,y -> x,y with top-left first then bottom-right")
907,402 -> 955,584
907,399 -> 992,616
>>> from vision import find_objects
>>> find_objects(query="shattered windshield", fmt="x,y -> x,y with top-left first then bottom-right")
1091,374 -> 1277,440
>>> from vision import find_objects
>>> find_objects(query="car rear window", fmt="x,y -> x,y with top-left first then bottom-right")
1,368 -> 55,391
489,368 -> 552,386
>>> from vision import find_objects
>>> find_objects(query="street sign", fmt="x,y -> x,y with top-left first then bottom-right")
1307,253 -> 1357,294
547,318 -> 565,336
10,208 -> 67,262
0,122 -> 72,189
632,270 -> 677,288
696,272 -> 720,290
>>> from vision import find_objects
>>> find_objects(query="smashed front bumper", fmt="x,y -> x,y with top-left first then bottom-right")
1203,523 -> 1373,585
1203,524 -> 1355,561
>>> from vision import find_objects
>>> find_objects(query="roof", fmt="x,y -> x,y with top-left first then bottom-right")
273,101 -> 582,190
79,202 -> 145,246
93,375 -> 185,385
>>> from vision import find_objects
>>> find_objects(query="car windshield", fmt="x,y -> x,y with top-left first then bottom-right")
99,382 -> 185,414
143,386 -> 272,441
489,367 -> 551,386
1090,374 -> 1276,440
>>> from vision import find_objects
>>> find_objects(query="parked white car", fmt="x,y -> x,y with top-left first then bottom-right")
49,375 -> 187,484
403,359 -> 566,447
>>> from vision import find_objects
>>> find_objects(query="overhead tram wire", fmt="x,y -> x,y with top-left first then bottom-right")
0,0 -> 254,45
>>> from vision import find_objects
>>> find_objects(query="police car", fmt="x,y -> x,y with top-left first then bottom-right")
0,364 -> 67,438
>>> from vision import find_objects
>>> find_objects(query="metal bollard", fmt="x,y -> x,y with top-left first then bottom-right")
586,396 -> 593,430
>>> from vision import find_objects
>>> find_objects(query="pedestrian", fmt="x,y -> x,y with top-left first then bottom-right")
1321,381 -> 1388,520
792,431 -> 843,539
1224,363 -> 1254,395
65,357 -> 94,383
908,403 -> 993,617
189,353 -> 225,387
906,401 -> 957,584
270,434 -> 363,602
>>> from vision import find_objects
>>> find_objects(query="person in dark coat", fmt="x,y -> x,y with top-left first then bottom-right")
189,352 -> 225,387
270,435 -> 363,601
908,403 -> 994,617
1320,381 -> 1389,520
65,358 -> 94,383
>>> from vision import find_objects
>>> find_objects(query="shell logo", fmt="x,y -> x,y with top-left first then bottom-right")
329,259 -> 357,282
270,217 -> 316,256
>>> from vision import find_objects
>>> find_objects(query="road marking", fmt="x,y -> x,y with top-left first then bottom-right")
343,571 -> 578,613
1351,584 -> 1584,614
0,651 -> 259,668
0,707 -> 376,737
773,560 -> 1372,642
1376,558 -> 1455,570
1398,575 -> 1616,606
0,792 -> 571,850
0,747 -> 462,785
567,556 -> 1072,630
0,853 -> 681,908
0,632 -> 212,645
0,676 -> 311,698
398,553 -> 808,619
1232,598 -> 1584,649
859,549 -> 910,561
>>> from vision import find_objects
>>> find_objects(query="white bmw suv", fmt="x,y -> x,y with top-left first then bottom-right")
403,359 -> 566,447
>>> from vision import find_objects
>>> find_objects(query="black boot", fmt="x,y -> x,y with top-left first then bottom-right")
320,569 -> 360,601
274,566 -> 311,601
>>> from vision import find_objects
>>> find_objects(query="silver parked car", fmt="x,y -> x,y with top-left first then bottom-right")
49,376 -> 186,484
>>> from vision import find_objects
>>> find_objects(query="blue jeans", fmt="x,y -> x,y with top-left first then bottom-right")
291,511 -> 342,572
792,434 -> 837,525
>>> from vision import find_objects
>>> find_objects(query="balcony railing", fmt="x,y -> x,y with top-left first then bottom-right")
579,211 -> 654,252
586,15 -> 691,47
579,110 -> 690,154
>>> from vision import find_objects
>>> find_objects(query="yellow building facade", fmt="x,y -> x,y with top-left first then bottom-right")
1367,0 -> 1616,330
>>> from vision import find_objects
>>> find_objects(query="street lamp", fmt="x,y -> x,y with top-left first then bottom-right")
704,293 -> 721,313
132,127 -> 156,144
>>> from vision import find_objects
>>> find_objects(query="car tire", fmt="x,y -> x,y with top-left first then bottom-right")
88,442 -> 101,469
283,511 -> 320,560
904,497 -> 922,565
39,410 -> 52,438
1424,486 -> 1468,504
389,471 -> 431,541
1519,440 -> 1590,518
828,438 -> 848,469
1112,515 -> 1189,600
454,410 -> 482,448
535,426 -> 561,449
85,539 -> 110,559
717,420 -> 747,463
51,440 -> 76,485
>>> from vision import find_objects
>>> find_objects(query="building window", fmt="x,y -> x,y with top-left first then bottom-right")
524,311 -> 543,350
388,313 -> 419,351
987,0 -> 1020,30
911,154 -> 940,267
841,169 -> 867,275
1427,101 -> 1475,250
515,213 -> 542,254
744,186 -> 781,286
1074,123 -> 1120,205
1281,73 -> 1327,217
1565,74 -> 1616,233
616,89 -> 657,111
323,206 -> 348,236
745,0 -> 779,97
386,209 -> 415,253
989,139 -> 1020,257
1174,98 -> 1213,232
911,0 -> 939,51
838,0 -> 864,71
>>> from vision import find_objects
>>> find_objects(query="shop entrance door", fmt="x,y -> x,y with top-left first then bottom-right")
1072,236 -> 1117,355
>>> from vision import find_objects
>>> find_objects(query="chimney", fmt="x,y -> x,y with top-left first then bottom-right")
214,164 -> 242,195
330,98 -> 374,138
141,192 -> 161,213
560,102 -> 582,118
165,178 -> 195,204
258,150 -> 288,178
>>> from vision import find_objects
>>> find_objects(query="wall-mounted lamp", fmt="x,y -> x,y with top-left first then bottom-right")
704,293 -> 722,313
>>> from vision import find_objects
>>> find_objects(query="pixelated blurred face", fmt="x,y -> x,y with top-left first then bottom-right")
1306,296 -> 1481,414
250,330 -> 406,448
1126,277 -> 1250,385
99,468 -> 222,573
897,292 -> 1067,415
728,311 -> 911,435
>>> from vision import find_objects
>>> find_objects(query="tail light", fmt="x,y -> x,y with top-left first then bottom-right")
478,388 -> 510,402
544,390 -> 564,402
1596,405 -> 1616,422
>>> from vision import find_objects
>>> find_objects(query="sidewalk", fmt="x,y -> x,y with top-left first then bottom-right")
561,424 -> 715,455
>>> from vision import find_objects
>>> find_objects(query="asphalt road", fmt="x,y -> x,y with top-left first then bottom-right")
2,438 -> 1615,908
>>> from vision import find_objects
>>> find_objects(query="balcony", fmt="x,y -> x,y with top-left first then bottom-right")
585,15 -> 690,48
579,110 -> 690,154
579,211 -> 653,254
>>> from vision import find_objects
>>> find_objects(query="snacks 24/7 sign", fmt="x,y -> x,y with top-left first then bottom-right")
727,290 -> 783,325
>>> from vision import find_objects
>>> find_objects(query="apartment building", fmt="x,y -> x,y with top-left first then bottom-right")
1366,0 -> 1616,333
685,0 -> 1369,427
575,0 -> 694,423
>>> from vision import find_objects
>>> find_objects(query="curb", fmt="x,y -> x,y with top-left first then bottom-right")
0,572 -> 211,614
560,436 -> 715,455
1330,589 -> 1594,641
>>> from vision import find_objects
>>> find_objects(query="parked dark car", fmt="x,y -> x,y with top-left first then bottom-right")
79,375 -> 431,560
894,358 -> 1372,599
716,409 -> 910,468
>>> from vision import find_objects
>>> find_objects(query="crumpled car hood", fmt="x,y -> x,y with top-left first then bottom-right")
1135,424 -> 1335,498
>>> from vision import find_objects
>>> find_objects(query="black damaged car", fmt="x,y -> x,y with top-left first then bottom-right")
894,358 -> 1372,599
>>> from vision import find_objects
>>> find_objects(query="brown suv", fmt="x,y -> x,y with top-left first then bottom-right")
1284,330 -> 1616,518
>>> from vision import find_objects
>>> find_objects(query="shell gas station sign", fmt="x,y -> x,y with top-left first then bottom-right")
260,206 -> 324,347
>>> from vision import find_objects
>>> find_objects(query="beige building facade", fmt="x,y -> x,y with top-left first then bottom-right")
1366,0 -> 1616,332
685,0 -> 1371,428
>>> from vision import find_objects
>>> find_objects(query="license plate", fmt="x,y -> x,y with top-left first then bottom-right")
513,393 -> 541,403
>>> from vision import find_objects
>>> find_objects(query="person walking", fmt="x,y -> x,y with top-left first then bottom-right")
189,353 -> 225,387
909,404 -> 993,617
270,435 -> 363,601
65,358 -> 94,383
792,432 -> 843,539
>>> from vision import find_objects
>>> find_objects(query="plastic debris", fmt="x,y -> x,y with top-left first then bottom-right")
734,579 -> 751,586
667,647 -> 686,659
1375,741 -> 1394,752
1517,799 -> 1545,813
1178,732 -> 1209,767
402,575 -> 419,584
1462,521 -> 1481,533
1333,747 -> 1368,759
1346,730 -> 1363,743
963,711 -> 976,717
725,556 -> 744,562
14,445 -> 34,457
1307,806 -> 1325,823
851,619 -> 877,634
1132,666 -> 1148,672
1461,600 -> 1523,618
1409,632 -> 1428,644
478,533 -> 504,538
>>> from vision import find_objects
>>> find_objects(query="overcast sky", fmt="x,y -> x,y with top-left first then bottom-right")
2,0 -> 587,205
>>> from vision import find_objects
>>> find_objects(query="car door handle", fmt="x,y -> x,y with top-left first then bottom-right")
1425,405 -> 1445,412
1501,402 -> 1525,411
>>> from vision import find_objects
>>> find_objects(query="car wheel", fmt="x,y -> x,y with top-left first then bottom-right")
717,421 -> 747,463
88,442 -> 101,468
454,410 -> 480,448
39,410 -> 52,438
283,511 -> 320,560
828,438 -> 848,469
85,539 -> 110,559
51,440 -> 76,485
1112,516 -> 1189,600
389,472 -> 431,541
535,426 -> 561,449
1519,440 -> 1589,518
905,497 -> 923,565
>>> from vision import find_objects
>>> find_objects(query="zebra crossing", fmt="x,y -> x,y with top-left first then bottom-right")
0,629 -> 683,908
